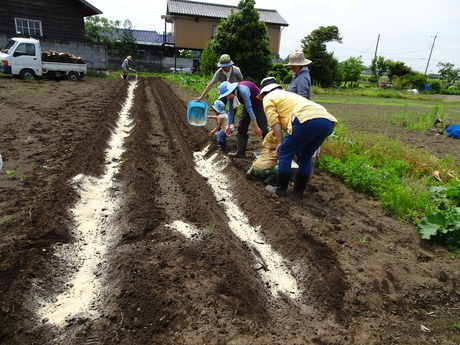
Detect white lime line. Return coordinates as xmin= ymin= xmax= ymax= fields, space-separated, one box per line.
xmin=193 ymin=146 xmax=301 ymax=298
xmin=38 ymin=80 xmax=138 ymax=325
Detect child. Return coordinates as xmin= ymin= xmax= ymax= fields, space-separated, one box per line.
xmin=207 ymin=100 xmax=229 ymax=151
xmin=246 ymin=130 xmax=278 ymax=185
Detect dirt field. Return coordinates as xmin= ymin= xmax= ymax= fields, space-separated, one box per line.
xmin=0 ymin=75 xmax=459 ymax=345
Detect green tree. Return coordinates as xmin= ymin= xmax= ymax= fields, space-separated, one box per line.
xmin=370 ymin=56 xmax=388 ymax=85
xmin=200 ymin=40 xmax=220 ymax=75
xmin=339 ymin=56 xmax=365 ymax=87
xmin=200 ymin=0 xmax=272 ymax=84
xmin=301 ymin=26 xmax=343 ymax=88
xmin=437 ymin=62 xmax=460 ymax=89
xmin=118 ymin=20 xmax=137 ymax=56
xmin=84 ymin=17 xmax=137 ymax=55
xmin=270 ymin=63 xmax=290 ymax=84
xmin=386 ymin=60 xmax=412 ymax=83
xmin=84 ymin=16 xmax=121 ymax=49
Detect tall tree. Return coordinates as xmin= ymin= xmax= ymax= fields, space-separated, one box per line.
xmin=339 ymin=56 xmax=365 ymax=87
xmin=118 ymin=20 xmax=138 ymax=56
xmin=84 ymin=16 xmax=137 ymax=55
xmin=200 ymin=0 xmax=272 ymax=84
xmin=84 ymin=16 xmax=121 ymax=49
xmin=437 ymin=62 xmax=460 ymax=89
xmin=370 ymin=56 xmax=388 ymax=85
xmin=301 ymin=26 xmax=342 ymax=88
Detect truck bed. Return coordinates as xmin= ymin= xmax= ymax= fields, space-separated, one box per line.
xmin=42 ymin=61 xmax=87 ymax=74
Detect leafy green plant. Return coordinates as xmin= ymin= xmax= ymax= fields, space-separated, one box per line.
xmin=358 ymin=236 xmax=368 ymax=244
xmin=6 ymin=170 xmax=15 ymax=178
xmin=417 ymin=181 xmax=460 ymax=252
xmin=202 ymin=224 xmax=215 ymax=238
xmin=453 ymin=321 xmax=460 ymax=331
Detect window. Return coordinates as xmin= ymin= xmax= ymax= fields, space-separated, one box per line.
xmin=15 ymin=43 xmax=36 ymax=56
xmin=15 ymin=18 xmax=42 ymax=36
xmin=212 ymin=25 xmax=218 ymax=38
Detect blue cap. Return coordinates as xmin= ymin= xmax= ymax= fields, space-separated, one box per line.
xmin=211 ymin=100 xmax=226 ymax=114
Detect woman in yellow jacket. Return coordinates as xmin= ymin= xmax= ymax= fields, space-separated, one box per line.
xmin=257 ymin=77 xmax=337 ymax=197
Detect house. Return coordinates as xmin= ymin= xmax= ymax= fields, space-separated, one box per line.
xmin=0 ymin=0 xmax=107 ymax=71
xmin=165 ymin=0 xmax=288 ymax=56
xmin=0 ymin=0 xmax=101 ymax=44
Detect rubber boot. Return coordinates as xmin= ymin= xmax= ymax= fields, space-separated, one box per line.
xmin=291 ymin=173 xmax=310 ymax=198
xmin=228 ymin=136 xmax=248 ymax=158
xmin=265 ymin=172 xmax=291 ymax=197
xmin=218 ymin=141 xmax=227 ymax=152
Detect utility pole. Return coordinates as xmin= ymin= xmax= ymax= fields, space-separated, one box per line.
xmin=425 ymin=33 xmax=437 ymax=74
xmin=374 ymin=34 xmax=380 ymax=60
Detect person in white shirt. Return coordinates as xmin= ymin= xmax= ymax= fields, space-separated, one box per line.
xmin=121 ymin=55 xmax=133 ymax=80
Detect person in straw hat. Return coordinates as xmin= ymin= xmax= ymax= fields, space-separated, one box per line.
xmin=285 ymin=50 xmax=322 ymax=176
xmin=256 ymin=77 xmax=337 ymax=198
xmin=285 ymin=51 xmax=312 ymax=100
xmin=121 ymin=55 xmax=133 ymax=80
xmin=195 ymin=54 xmax=243 ymax=102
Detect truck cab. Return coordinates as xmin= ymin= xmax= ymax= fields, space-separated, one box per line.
xmin=1 ymin=38 xmax=43 ymax=79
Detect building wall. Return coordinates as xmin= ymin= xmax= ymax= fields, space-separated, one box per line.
xmin=173 ymin=16 xmax=282 ymax=55
xmin=0 ymin=0 xmax=87 ymax=42
xmin=108 ymin=50 xmax=194 ymax=73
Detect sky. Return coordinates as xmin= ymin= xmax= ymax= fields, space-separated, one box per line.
xmin=88 ymin=0 xmax=460 ymax=74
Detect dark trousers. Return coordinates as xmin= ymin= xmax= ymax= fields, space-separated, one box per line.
xmin=236 ymin=103 xmax=268 ymax=139
xmin=278 ymin=118 xmax=334 ymax=175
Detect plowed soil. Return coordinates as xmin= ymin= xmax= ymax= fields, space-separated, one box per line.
xmin=0 ymin=75 xmax=459 ymax=345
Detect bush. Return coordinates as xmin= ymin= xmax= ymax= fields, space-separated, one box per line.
xmin=394 ymin=72 xmax=428 ymax=90
xmin=429 ymin=80 xmax=442 ymax=93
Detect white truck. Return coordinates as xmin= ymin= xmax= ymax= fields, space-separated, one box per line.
xmin=0 ymin=37 xmax=86 ymax=81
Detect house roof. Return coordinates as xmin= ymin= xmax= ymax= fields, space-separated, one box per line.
xmin=78 ymin=0 xmax=103 ymax=17
xmin=166 ymin=0 xmax=288 ymax=26
xmin=131 ymin=30 xmax=173 ymax=45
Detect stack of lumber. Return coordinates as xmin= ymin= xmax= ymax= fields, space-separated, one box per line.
xmin=41 ymin=51 xmax=85 ymax=64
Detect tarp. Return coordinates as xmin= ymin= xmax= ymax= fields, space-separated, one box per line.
xmin=446 ymin=124 xmax=460 ymax=139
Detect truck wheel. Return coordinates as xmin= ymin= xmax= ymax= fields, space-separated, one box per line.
xmin=19 ymin=69 xmax=36 ymax=80
xmin=67 ymin=72 xmax=80 ymax=81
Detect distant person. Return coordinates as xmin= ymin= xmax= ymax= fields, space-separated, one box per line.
xmin=121 ymin=55 xmax=133 ymax=80
xmin=218 ymin=80 xmax=268 ymax=158
xmin=285 ymin=50 xmax=320 ymax=175
xmin=195 ymin=54 xmax=243 ymax=103
xmin=207 ymin=100 xmax=229 ymax=152
xmin=285 ymin=51 xmax=312 ymax=99
xmin=257 ymin=77 xmax=337 ymax=198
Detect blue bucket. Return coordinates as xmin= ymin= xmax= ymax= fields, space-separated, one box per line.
xmin=187 ymin=100 xmax=208 ymax=126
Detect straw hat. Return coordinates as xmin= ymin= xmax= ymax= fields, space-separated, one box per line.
xmin=217 ymin=54 xmax=234 ymax=67
xmin=284 ymin=51 xmax=311 ymax=66
xmin=127 ymin=55 xmax=132 ymax=60
xmin=257 ymin=77 xmax=283 ymax=99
